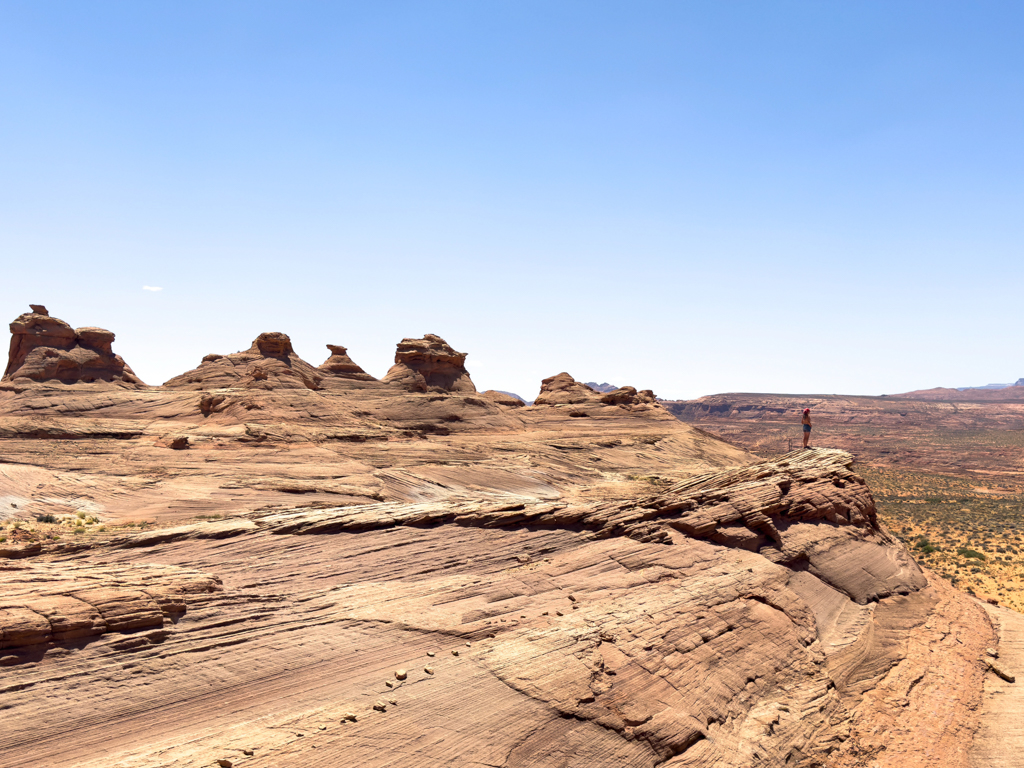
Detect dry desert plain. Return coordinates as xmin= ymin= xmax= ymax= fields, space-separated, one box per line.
xmin=1 ymin=305 xmax=1022 ymax=768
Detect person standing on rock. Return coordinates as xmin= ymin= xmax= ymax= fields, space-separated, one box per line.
xmin=802 ymin=408 xmax=812 ymax=448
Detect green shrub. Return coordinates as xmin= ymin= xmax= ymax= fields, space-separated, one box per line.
xmin=959 ymin=548 xmax=986 ymax=560
xmin=35 ymin=513 xmax=57 ymax=523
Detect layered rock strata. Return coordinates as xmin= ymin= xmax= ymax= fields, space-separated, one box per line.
xmin=381 ymin=334 xmax=476 ymax=392
xmin=3 ymin=305 xmax=144 ymax=386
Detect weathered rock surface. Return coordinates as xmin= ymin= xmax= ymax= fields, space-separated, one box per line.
xmin=0 ymin=319 xmax=1010 ymax=768
xmin=381 ymin=334 xmax=476 ymax=392
xmin=3 ymin=306 xmax=144 ymax=386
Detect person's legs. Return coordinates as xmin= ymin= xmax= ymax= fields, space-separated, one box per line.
xmin=803 ymin=427 xmax=810 ymax=448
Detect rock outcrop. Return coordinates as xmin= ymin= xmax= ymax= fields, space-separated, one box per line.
xmin=163 ymin=332 xmax=323 ymax=391
xmin=533 ymin=372 xmax=600 ymax=405
xmin=381 ymin=334 xmax=476 ymax=393
xmin=317 ymin=345 xmax=377 ymax=381
xmin=534 ymin=374 xmax=656 ymax=408
xmin=3 ymin=306 xmax=144 ymax=386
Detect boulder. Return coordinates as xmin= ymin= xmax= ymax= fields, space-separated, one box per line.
xmin=317 ymin=345 xmax=377 ymax=381
xmin=163 ymin=332 xmax=322 ymax=392
xmin=3 ymin=307 xmax=144 ymax=386
xmin=381 ymin=334 xmax=476 ymax=393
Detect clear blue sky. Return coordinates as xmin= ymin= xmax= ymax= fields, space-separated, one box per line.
xmin=2 ymin=2 xmax=1022 ymax=399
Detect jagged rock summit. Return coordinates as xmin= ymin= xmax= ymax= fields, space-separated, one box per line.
xmin=381 ymin=334 xmax=476 ymax=392
xmin=3 ymin=305 xmax=144 ymax=387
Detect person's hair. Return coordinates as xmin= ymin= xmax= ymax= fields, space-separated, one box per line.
xmin=803 ymin=408 xmax=810 ymax=413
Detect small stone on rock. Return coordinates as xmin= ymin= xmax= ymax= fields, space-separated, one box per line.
xmin=373 ymin=701 xmax=387 ymax=712
xmin=395 ymin=669 xmax=408 ymax=680
xmin=216 ymin=760 xmax=233 ymax=768
xmin=451 ymin=649 xmax=460 ymax=656
xmin=427 ymin=651 xmax=435 ymax=657
xmin=424 ymin=666 xmax=434 ymax=674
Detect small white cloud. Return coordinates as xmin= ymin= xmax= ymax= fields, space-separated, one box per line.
xmin=142 ymin=286 xmax=163 ymax=292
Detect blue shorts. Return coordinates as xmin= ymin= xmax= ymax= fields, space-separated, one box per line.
xmin=803 ymin=424 xmax=811 ymax=433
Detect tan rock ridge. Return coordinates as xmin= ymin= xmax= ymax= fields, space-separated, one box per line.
xmin=381 ymin=334 xmax=476 ymax=393
xmin=3 ymin=305 xmax=144 ymax=387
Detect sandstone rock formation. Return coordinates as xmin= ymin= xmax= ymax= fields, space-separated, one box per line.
xmin=163 ymin=331 xmax=324 ymax=391
xmin=533 ymin=372 xmax=600 ymax=405
xmin=317 ymin=344 xmax=377 ymax=381
xmin=381 ymin=334 xmax=476 ymax=392
xmin=0 ymin=312 xmax=1015 ymax=768
xmin=534 ymin=373 xmax=656 ymax=409
xmin=599 ymin=385 xmax=657 ymax=406
xmin=3 ymin=306 xmax=144 ymax=387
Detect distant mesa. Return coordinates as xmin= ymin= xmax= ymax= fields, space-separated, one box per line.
xmin=584 ymin=382 xmax=618 ymax=394
xmin=381 ymin=334 xmax=476 ymax=393
xmin=163 ymin=331 xmax=324 ymax=392
xmin=534 ymin=372 xmax=656 ymax=408
xmin=318 ymin=344 xmax=377 ymax=381
xmin=885 ymin=383 xmax=1024 ymax=402
xmin=3 ymin=305 xmax=144 ymax=387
